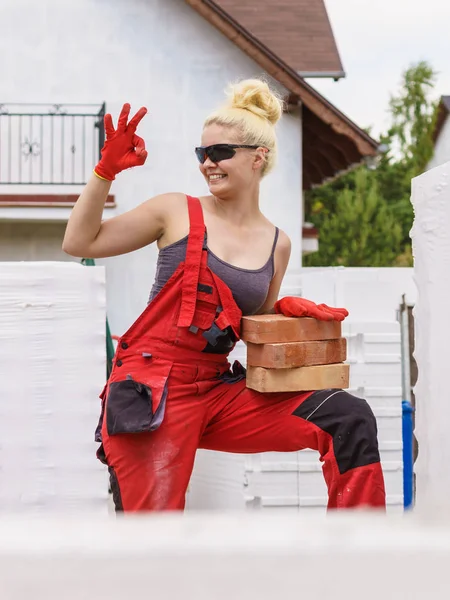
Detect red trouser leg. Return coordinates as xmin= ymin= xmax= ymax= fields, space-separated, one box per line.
xmin=199 ymin=381 xmax=386 ymax=509
xmin=102 ymin=372 xmax=206 ymax=512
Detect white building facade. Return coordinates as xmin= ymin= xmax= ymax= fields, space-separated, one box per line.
xmin=0 ymin=0 xmax=304 ymax=338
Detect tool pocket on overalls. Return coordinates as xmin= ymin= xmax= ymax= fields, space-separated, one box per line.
xmin=106 ymin=376 xmax=154 ymax=435
xmin=105 ymin=358 xmax=173 ymax=436
xmin=191 ymin=299 xmax=217 ymax=329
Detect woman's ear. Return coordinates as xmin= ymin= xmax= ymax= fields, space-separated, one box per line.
xmin=253 ymin=147 xmax=268 ymax=171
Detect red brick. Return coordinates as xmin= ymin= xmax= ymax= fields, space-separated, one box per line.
xmin=241 ymin=314 xmax=341 ymax=344
xmin=246 ymin=338 xmax=347 ymax=368
xmin=246 ymin=363 xmax=350 ymax=393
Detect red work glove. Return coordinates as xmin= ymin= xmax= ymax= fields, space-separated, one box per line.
xmin=94 ymin=103 xmax=148 ymax=181
xmin=274 ymin=297 xmax=349 ymax=321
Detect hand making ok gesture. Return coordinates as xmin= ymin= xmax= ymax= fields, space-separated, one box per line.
xmin=94 ymin=103 xmax=148 ymax=181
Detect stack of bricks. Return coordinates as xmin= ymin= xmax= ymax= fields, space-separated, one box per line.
xmin=241 ymin=314 xmax=349 ymax=393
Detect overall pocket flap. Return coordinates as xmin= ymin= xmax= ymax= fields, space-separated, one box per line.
xmin=191 ymin=306 xmax=216 ymax=330
xmin=107 ymin=378 xmax=153 ymax=436
xmin=106 ymin=360 xmax=173 ymax=436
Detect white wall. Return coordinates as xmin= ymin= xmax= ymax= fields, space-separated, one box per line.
xmin=411 ymin=161 xmax=450 ymax=512
xmin=0 ymin=0 xmax=303 ymax=337
xmin=428 ymin=115 xmax=450 ymax=170
xmin=0 ymin=222 xmax=74 ymax=262
xmin=0 ymin=262 xmax=108 ymax=513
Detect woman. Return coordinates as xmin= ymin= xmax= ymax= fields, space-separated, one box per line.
xmin=63 ymin=79 xmax=385 ymax=512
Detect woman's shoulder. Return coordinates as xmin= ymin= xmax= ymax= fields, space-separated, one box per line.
xmin=262 ymin=215 xmax=291 ymax=252
xmin=161 ymin=192 xmax=208 ymax=214
xmin=155 ymin=193 xmax=191 ymax=249
xmin=146 ymin=192 xmax=191 ymax=224
xmin=276 ymin=228 xmax=291 ymax=251
xmin=265 ymin=220 xmax=291 ymax=271
xmin=151 ymin=192 xmax=188 ymax=208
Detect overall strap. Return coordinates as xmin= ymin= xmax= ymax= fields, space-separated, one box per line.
xmin=177 ymin=195 xmax=206 ymax=327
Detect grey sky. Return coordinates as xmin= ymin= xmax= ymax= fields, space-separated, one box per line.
xmin=309 ymin=0 xmax=450 ymax=141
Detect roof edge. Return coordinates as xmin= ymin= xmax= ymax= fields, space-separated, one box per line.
xmin=300 ymin=71 xmax=346 ymax=80
xmin=186 ymin=0 xmax=378 ymax=155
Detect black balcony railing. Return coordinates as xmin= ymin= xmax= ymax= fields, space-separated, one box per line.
xmin=0 ymin=103 xmax=105 ymax=185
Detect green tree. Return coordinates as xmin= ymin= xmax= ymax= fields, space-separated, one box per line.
xmin=305 ymin=169 xmax=402 ymax=267
xmin=304 ymin=61 xmax=438 ymax=267
xmin=388 ymin=61 xmax=438 ymax=174
xmin=377 ymin=61 xmax=438 ymax=250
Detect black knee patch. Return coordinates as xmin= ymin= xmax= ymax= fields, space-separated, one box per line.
xmin=292 ymin=389 xmax=380 ymax=474
xmin=108 ymin=467 xmax=124 ymax=512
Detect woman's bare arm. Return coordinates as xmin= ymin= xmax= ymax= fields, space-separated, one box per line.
xmin=62 ymin=174 xmax=183 ymax=258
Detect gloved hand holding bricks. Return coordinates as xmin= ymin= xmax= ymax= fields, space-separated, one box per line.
xmin=274 ymin=297 xmax=349 ymax=321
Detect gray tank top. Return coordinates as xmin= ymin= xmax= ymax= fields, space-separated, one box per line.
xmin=149 ymin=228 xmax=279 ymax=316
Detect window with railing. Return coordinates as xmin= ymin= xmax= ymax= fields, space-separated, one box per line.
xmin=0 ymin=103 xmax=105 ymax=185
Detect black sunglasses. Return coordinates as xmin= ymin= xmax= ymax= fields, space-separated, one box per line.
xmin=194 ymin=144 xmax=265 ymax=164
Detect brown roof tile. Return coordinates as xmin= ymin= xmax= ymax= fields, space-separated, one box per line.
xmin=213 ymin=0 xmax=344 ymax=77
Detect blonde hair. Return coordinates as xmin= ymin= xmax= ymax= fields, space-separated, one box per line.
xmin=204 ymin=78 xmax=284 ymax=176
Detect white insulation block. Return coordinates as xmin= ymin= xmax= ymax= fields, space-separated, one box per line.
xmin=411 ymin=163 xmax=450 ymax=511
xmin=0 ymin=513 xmax=450 ymax=599
xmin=0 ymin=262 xmax=108 ymax=513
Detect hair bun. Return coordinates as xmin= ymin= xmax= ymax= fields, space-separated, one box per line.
xmin=227 ymin=79 xmax=283 ymax=125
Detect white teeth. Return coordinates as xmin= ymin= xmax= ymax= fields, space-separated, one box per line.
xmin=209 ymin=174 xmax=226 ymax=181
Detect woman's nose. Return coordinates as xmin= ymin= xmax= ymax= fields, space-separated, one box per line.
xmin=202 ymin=156 xmax=218 ymax=168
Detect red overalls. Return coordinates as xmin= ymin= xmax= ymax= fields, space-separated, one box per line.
xmin=96 ymin=196 xmax=386 ymax=512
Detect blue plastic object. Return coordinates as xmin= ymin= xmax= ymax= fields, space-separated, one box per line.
xmin=402 ymin=400 xmax=415 ymax=509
